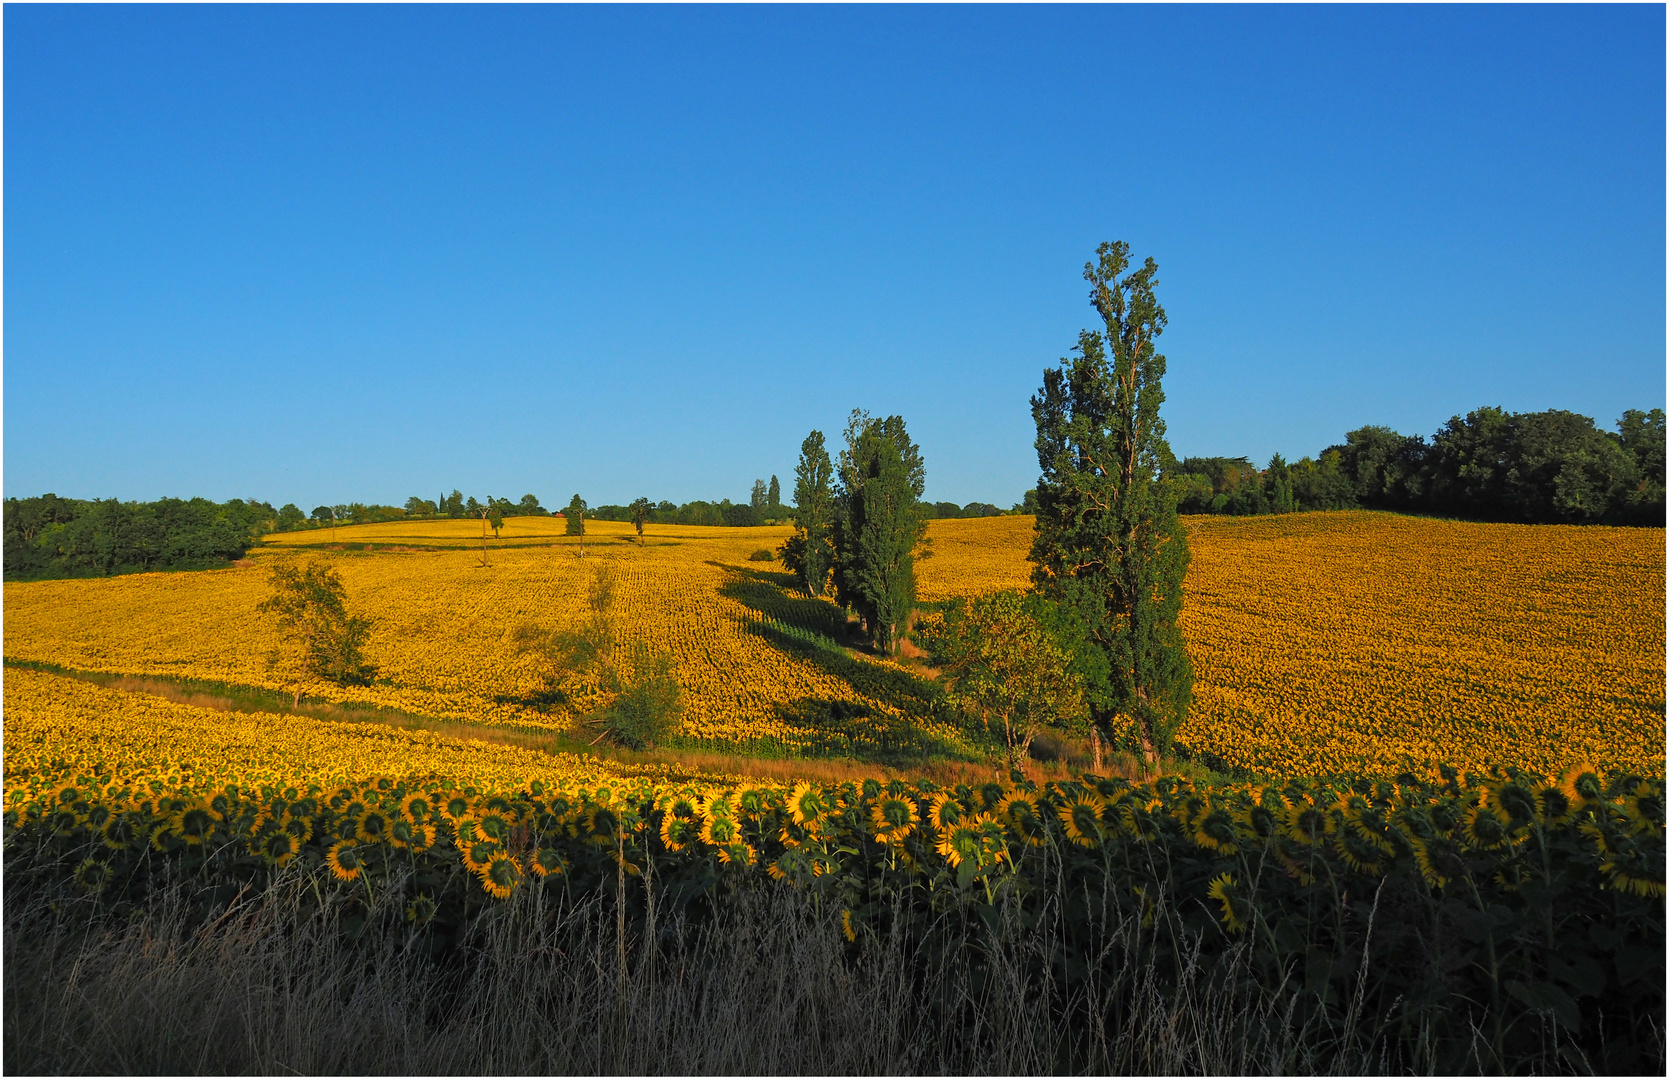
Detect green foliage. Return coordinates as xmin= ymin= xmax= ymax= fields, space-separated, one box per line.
xmin=747 ymin=548 xmax=774 ymax=562
xmin=1176 ymin=406 xmax=1666 ymax=525
xmin=1031 ymin=242 xmax=1192 ymax=763
xmin=628 ymin=497 xmax=653 ymax=536
xmin=10 ymin=767 xmax=1663 ymax=1075
xmin=832 ymin=411 xmax=929 ymax=654
xmin=601 ymin=642 xmax=683 ymax=750
xmin=914 ymin=591 xmax=1087 ymax=766
xmin=767 ymin=474 xmax=781 ymax=507
xmin=3 ymin=494 xmax=271 ymax=581
xmin=787 ymin=429 xmax=836 ymax=595
xmin=255 ymin=561 xmax=377 ymax=702
xmin=562 ymin=494 xmax=587 ymax=535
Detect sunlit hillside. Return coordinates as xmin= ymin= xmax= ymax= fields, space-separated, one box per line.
xmin=4 ymin=511 xmax=1663 ymax=778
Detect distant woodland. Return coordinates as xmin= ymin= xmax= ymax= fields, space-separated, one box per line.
xmin=1160 ymin=406 xmax=1665 ymax=526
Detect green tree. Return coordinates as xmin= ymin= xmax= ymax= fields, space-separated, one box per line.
xmin=1030 ymin=241 xmax=1192 ymax=765
xmin=783 ymin=430 xmax=836 ymax=595
xmin=914 ymin=591 xmax=1086 ymax=768
xmin=256 ymin=560 xmax=376 ymax=707
xmin=276 ymin=503 xmax=307 ymax=531
xmin=563 ymin=494 xmax=587 ymax=539
xmin=767 ymin=474 xmax=781 ymax=508
xmin=750 ymin=478 xmax=768 ymax=510
xmin=629 ymin=497 xmax=654 ymax=537
xmin=834 ymin=411 xmax=929 ymax=654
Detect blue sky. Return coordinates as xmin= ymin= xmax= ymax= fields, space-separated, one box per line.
xmin=4 ymin=4 xmax=1663 ymax=509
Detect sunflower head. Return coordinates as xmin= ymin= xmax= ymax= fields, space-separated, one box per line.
xmin=477 ymin=853 xmax=521 ymax=899
xmin=72 ymin=857 xmax=113 ymax=895
xmin=1057 ymin=797 xmax=1103 ymax=849
xmin=262 ymin=830 xmax=300 ymax=867
xmin=440 ymin=794 xmax=472 ymax=823
xmin=660 ymin=813 xmax=699 ymax=852
xmin=1206 ymin=873 xmax=1249 ymax=933
xmin=1000 ymin=794 xmax=1048 ymax=847
xmin=929 ymin=792 xmax=965 ymax=833
xmin=1560 ymin=764 xmax=1605 ymax=807
xmin=700 ymin=813 xmax=740 ymax=848
xmin=1463 ymin=802 xmax=1515 ymax=850
xmin=171 ymin=803 xmax=216 ymax=846
xmin=326 ymin=840 xmax=365 ymax=881
xmin=1192 ymin=804 xmax=1240 ymax=855
xmin=357 ymin=810 xmax=392 ymax=844
xmin=869 ymin=794 xmax=918 ymax=844
xmin=476 ymin=810 xmax=514 ymax=843
xmin=529 ymin=847 xmax=567 ymax=878
xmin=788 ymin=782 xmax=825 ymax=826
xmin=463 ymin=839 xmax=501 ymax=873
xmin=101 ymin=812 xmax=144 ymax=851
xmin=406 ymin=894 xmax=439 ymax=926
xmin=400 ymin=794 xmax=432 ymax=824
xmin=714 ymin=840 xmax=757 ymax=866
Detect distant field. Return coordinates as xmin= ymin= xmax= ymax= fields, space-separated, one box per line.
xmin=4 ymin=511 xmax=1662 ymax=778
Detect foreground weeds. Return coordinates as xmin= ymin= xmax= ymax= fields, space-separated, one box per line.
xmin=7 ymin=863 xmax=1657 ymax=1076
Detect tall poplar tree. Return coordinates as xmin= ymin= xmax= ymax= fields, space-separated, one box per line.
xmin=784 ymin=430 xmax=835 ymax=595
xmin=834 ymin=411 xmax=928 ymax=654
xmin=1030 ymin=241 xmax=1192 ymax=764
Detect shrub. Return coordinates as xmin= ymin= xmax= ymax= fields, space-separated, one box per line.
xmin=748 ymin=549 xmax=774 ymax=562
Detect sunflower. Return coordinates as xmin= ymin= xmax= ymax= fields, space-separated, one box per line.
xmin=735 ymin=786 xmax=771 ymax=820
xmin=72 ymin=857 xmax=113 ymax=894
xmin=1057 ymin=797 xmax=1103 ymax=849
xmin=714 ymin=840 xmax=757 ymax=866
xmin=1532 ymin=782 xmax=1573 ymax=826
xmin=170 ymin=802 xmax=216 ymax=846
xmin=660 ymin=813 xmax=699 ymax=852
xmin=475 ymin=809 xmax=514 ymax=843
xmin=282 ymin=813 xmax=313 ymax=844
xmin=1000 ymin=793 xmax=1049 ymax=847
xmin=1282 ymin=799 xmax=1330 ymax=846
xmin=1191 ymin=803 xmax=1240 ymax=855
xmin=841 ymin=909 xmax=856 ymax=942
xmin=326 ymin=840 xmax=366 ymax=882
xmin=44 ymin=804 xmax=82 ymax=838
xmin=1620 ymin=787 xmax=1665 ymax=833
xmin=1484 ymin=780 xmax=1538 ymax=826
xmin=406 ymin=895 xmax=439 ymax=926
xmin=399 ymin=794 xmax=433 ymax=824
xmin=261 ymin=830 xmax=301 ymax=867
xmin=929 ymin=792 xmax=965 ymax=834
xmin=869 ymin=794 xmax=918 ymax=844
xmin=101 ymin=811 xmax=144 ymax=851
xmin=1408 ymin=837 xmax=1453 ymax=889
xmin=1206 ymin=873 xmax=1248 ymax=934
xmin=439 ymin=794 xmax=472 ymax=824
xmin=701 ymin=814 xmax=741 ymax=850
xmin=788 ymin=782 xmax=825 ymax=827
xmin=462 ymin=839 xmax=501 ymax=874
xmin=1463 ymin=802 xmax=1515 ymax=850
xmin=353 ymin=811 xmax=388 ymax=844
xmin=936 ymin=818 xmax=983 ymax=868
xmin=587 ymin=804 xmax=621 ymax=844
xmin=1559 ymin=763 xmax=1605 ymax=807
xmin=529 ymin=847 xmax=567 ymax=878
xmin=477 ymin=852 xmax=522 ymax=899
xmin=1333 ymin=827 xmax=1387 ymax=875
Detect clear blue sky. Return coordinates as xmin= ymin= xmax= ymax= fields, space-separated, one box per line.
xmin=5 ymin=4 xmax=1663 ymax=510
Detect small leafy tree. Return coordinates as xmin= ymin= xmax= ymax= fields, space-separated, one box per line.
xmin=915 ymin=591 xmax=1086 ymax=768
xmin=562 ymin=494 xmax=587 ymax=535
xmin=784 ymin=430 xmax=836 ymax=595
xmin=514 ymin=564 xmax=679 ymax=747
xmin=833 ymin=411 xmax=929 ymax=654
xmin=628 ymin=497 xmax=654 ymax=537
xmin=257 ymin=560 xmax=376 ymax=707
xmin=1031 ymin=241 xmax=1191 ymax=765
xmin=768 ymin=474 xmax=781 ymax=508
xmin=750 ymin=478 xmax=768 ymax=510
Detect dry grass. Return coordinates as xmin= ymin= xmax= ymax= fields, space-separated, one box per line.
xmin=4 ymin=865 xmax=1542 ymax=1076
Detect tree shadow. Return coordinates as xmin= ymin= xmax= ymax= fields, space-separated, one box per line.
xmin=715 ymin=563 xmax=968 ymax=760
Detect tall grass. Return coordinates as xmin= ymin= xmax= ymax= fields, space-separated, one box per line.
xmin=5 ymin=863 xmax=1615 ymax=1075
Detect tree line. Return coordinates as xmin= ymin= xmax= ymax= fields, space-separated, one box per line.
xmin=1165 ymin=406 xmax=1664 ymax=526
xmin=3 ymin=495 xmax=277 ymax=581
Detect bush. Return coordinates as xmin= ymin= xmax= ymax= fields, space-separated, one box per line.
xmin=747 ymin=549 xmax=774 ymax=562
xmin=603 ymin=643 xmax=682 ymax=749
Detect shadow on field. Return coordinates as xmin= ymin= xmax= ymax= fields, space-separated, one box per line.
xmin=715 ymin=564 xmax=966 ymax=760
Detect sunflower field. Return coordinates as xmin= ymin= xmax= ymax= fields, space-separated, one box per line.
xmin=4 ymin=510 xmax=1660 ymax=778
xmin=6 ymin=663 xmax=1664 ymax=1070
